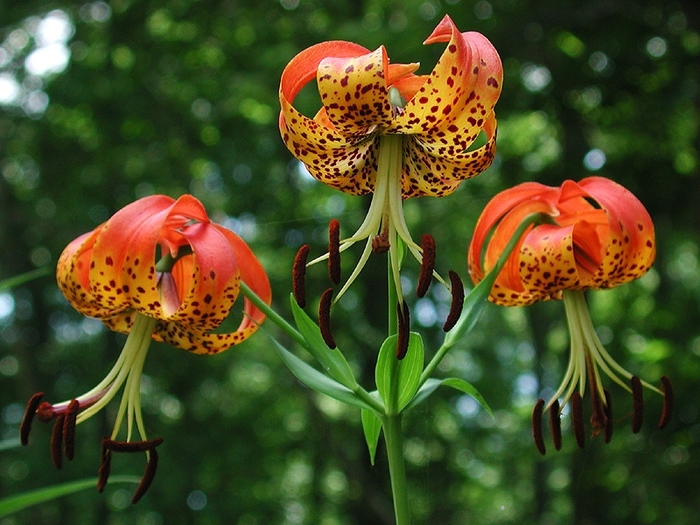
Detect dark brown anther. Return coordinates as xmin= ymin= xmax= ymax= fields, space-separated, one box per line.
xmin=103 ymin=437 xmax=164 ymax=453
xmin=659 ymin=375 xmax=674 ymax=430
xmin=318 ymin=288 xmax=336 ymax=349
xmin=292 ymin=244 xmax=311 ymax=308
xmin=532 ymin=399 xmax=546 ymax=455
xmin=548 ymin=400 xmax=562 ymax=451
xmin=20 ymin=392 xmax=44 ymax=446
xmin=443 ymin=270 xmax=465 ymax=332
xmin=631 ymin=375 xmax=644 ymax=433
xmin=572 ymin=392 xmax=585 ymax=449
xmin=50 ymin=414 xmax=65 ymax=470
xmin=416 ymin=234 xmax=436 ymax=298
xmin=328 ymin=219 xmax=341 ymax=285
xmin=36 ymin=401 xmax=54 ymax=422
xmin=603 ymin=390 xmax=613 ymax=444
xmin=131 ymin=448 xmax=159 ymax=504
xmin=589 ymin=384 xmax=608 ymax=432
xmin=97 ymin=438 xmax=112 ymax=493
xmin=396 ymin=301 xmax=411 ymax=360
xmin=63 ymin=399 xmax=79 ymax=461
xmin=372 ymin=234 xmax=390 ymax=254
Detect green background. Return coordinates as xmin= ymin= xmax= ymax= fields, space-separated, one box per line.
xmin=1 ymin=0 xmax=698 ymax=523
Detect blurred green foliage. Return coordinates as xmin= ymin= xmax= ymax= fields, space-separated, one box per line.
xmin=1 ymin=0 xmax=698 ymax=523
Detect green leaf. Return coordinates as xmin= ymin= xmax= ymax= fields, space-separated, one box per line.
xmin=405 ymin=377 xmax=493 ymax=416
xmin=443 ymin=212 xmax=549 ymax=349
xmin=0 ymin=267 xmax=52 ymax=292
xmin=375 ymin=332 xmax=424 ymax=413
xmin=361 ymin=407 xmax=383 ymax=465
xmin=441 ymin=275 xmax=494 ymax=349
xmin=271 ymin=335 xmax=374 ymax=412
xmin=0 ymin=476 xmax=141 ymax=518
xmin=289 ymin=295 xmax=358 ymax=389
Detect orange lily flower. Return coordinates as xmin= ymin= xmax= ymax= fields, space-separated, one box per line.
xmin=21 ymin=194 xmax=271 ymax=501
xmin=468 ymin=177 xmax=671 ymax=452
xmin=280 ymin=14 xmax=502 ymax=301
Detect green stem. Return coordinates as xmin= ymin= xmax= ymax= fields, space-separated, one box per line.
xmin=381 ymin=144 xmax=410 ymax=524
xmin=382 ymin=413 xmax=411 ymax=525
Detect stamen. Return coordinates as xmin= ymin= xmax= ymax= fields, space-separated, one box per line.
xmin=548 ymin=400 xmax=562 ymax=451
xmin=51 ymin=414 xmax=65 ymax=470
xmin=37 ymin=401 xmax=54 ymax=422
xmin=603 ymin=389 xmax=613 ymax=444
xmin=396 ymin=301 xmax=410 ymax=360
xmin=97 ymin=438 xmax=112 ymax=493
xmin=131 ymin=448 xmax=159 ymax=504
xmin=572 ymin=392 xmax=585 ymax=449
xmin=328 ymin=219 xmax=341 ymax=285
xmin=292 ymin=244 xmax=311 ymax=308
xmin=372 ymin=235 xmax=390 ymax=254
xmin=532 ymin=399 xmax=546 ymax=455
xmin=103 ymin=437 xmax=164 ymax=453
xmin=659 ymin=375 xmax=674 ymax=430
xmin=318 ymin=288 xmax=336 ymax=349
xmin=416 ymin=234 xmax=436 ymax=298
xmin=98 ymin=437 xmax=163 ymax=503
xmin=63 ymin=399 xmax=79 ymax=461
xmin=20 ymin=392 xmax=44 ymax=446
xmin=372 ymin=221 xmax=391 ymax=254
xmin=631 ymin=375 xmax=644 ymax=433
xmin=443 ymin=271 xmax=464 ymax=332
xmin=590 ymin=394 xmax=607 ymax=431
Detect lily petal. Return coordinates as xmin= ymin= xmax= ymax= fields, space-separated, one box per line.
xmin=468 ymin=177 xmax=655 ymax=306
xmin=317 ymin=47 xmax=393 ymax=134
xmin=579 ymin=177 xmax=656 ymax=288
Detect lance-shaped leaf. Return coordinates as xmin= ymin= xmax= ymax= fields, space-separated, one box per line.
xmin=290 ymin=295 xmax=358 ymax=390
xmin=405 ymin=377 xmax=493 ymax=415
xmin=375 ymin=332 xmax=424 ymax=414
xmin=271 ymin=335 xmax=374 ymax=412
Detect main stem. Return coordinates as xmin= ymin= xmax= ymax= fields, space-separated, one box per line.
xmin=383 ymin=412 xmax=410 ymax=525
xmin=383 ymin=175 xmax=411 ymax=525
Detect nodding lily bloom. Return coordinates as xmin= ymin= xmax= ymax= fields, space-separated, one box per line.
xmin=468 ymin=177 xmax=672 ymax=452
xmin=280 ymin=14 xmax=502 ymax=303
xmin=20 ymin=194 xmax=271 ymax=502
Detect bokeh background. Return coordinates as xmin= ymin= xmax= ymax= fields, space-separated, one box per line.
xmin=1 ymin=0 xmax=698 ymax=523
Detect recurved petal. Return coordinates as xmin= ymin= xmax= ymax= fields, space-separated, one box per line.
xmin=392 ymin=15 xmax=502 ymax=139
xmin=89 ymin=195 xmax=177 ymax=314
xmin=215 ymin=226 xmax=272 ymax=333
xmin=154 ymin=321 xmax=261 ymax=355
xmin=279 ymin=99 xmax=379 ymax=195
xmin=401 ymin=113 xmax=497 ymax=198
xmin=468 ymin=182 xmax=555 ymax=278
xmin=56 ymin=226 xmax=125 ymax=319
xmin=158 ymin=194 xmax=210 ymax=256
xmin=153 ymin=224 xmax=272 ymax=355
xmin=165 ymin=222 xmax=241 ymax=331
xmin=579 ymin=177 xmax=656 ymax=288
xmin=317 ymin=47 xmax=394 ymax=134
xmin=280 ymin=40 xmax=370 ymax=104
xmin=518 ymin=222 xmax=599 ymax=298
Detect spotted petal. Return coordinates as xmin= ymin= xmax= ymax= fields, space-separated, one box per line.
xmin=468 ymin=177 xmax=656 ymax=306
xmin=578 ymin=177 xmax=656 ymax=288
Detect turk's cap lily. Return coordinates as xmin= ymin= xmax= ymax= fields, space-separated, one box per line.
xmin=468 ymin=176 xmax=656 ymax=306
xmin=467 ymin=177 xmax=671 ymax=452
xmin=280 ymin=16 xmax=502 ymax=314
xmin=279 ymin=14 xmax=503 ymax=199
xmin=57 ymin=193 xmax=271 ymax=354
xmin=22 ymin=194 xmax=271 ymax=502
